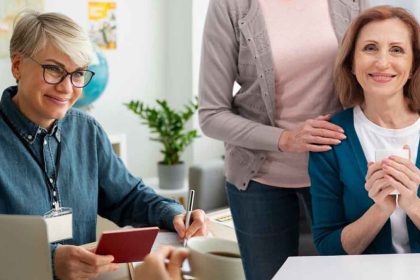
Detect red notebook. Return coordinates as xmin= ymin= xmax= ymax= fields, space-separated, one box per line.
xmin=95 ymin=227 xmax=159 ymax=263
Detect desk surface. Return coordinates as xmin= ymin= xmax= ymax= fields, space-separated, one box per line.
xmin=273 ymin=253 xmax=420 ymax=280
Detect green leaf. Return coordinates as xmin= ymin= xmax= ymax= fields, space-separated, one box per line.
xmin=124 ymin=98 xmax=199 ymax=164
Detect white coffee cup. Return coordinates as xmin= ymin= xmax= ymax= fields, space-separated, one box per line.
xmin=375 ymin=149 xmax=409 ymax=195
xmin=187 ymin=237 xmax=245 ymax=280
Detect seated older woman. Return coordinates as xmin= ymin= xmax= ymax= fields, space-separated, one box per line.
xmin=309 ymin=5 xmax=420 ymax=255
xmin=0 ymin=11 xmax=207 ymax=279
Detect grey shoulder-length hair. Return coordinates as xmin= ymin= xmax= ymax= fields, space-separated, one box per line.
xmin=10 ymin=10 xmax=95 ymax=67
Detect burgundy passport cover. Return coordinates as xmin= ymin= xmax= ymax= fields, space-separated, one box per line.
xmin=95 ymin=227 xmax=159 ymax=263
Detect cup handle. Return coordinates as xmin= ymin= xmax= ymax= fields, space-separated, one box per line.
xmin=182 ymin=270 xmax=197 ymax=280
xmin=182 ymin=273 xmax=197 ymax=280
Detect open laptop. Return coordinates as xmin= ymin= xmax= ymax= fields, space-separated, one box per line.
xmin=0 ymin=214 xmax=53 ymax=280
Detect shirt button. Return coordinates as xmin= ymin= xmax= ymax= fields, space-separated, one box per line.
xmin=44 ymin=140 xmax=47 ymax=145
xmin=27 ymin=135 xmax=33 ymax=140
xmin=49 ymin=178 xmax=54 ymax=184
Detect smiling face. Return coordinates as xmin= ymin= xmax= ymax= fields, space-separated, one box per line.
xmin=11 ymin=43 xmax=85 ymax=129
xmin=352 ymin=18 xmax=414 ymax=102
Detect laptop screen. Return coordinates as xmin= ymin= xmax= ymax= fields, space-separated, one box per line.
xmin=0 ymin=215 xmax=52 ymax=279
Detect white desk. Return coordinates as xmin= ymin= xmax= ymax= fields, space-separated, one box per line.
xmin=273 ymin=254 xmax=420 ymax=280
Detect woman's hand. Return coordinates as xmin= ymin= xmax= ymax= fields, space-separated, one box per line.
xmin=365 ymin=161 xmax=396 ymax=216
xmin=278 ymin=114 xmax=346 ymax=152
xmin=134 ymin=246 xmax=188 ymax=280
xmin=381 ymin=147 xmax=420 ymax=213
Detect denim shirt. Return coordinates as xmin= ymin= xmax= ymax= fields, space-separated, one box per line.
xmin=0 ymin=86 xmax=185 ymax=248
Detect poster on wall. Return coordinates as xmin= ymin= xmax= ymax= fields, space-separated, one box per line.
xmin=88 ymin=2 xmax=117 ymax=50
xmin=0 ymin=0 xmax=44 ymax=59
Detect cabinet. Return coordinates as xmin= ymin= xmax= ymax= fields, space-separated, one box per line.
xmin=108 ymin=133 xmax=127 ymax=166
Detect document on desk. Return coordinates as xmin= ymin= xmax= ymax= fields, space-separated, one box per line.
xmin=151 ymin=232 xmax=182 ymax=251
xmin=207 ymin=208 xmax=237 ymax=241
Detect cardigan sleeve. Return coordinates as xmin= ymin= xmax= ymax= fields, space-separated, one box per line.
xmin=309 ymin=148 xmax=348 ymax=255
xmin=198 ymin=0 xmax=282 ymax=152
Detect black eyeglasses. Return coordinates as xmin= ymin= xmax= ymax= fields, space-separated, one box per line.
xmin=29 ymin=57 xmax=95 ymax=88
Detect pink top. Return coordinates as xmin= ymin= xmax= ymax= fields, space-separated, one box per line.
xmin=254 ymin=0 xmax=341 ymax=188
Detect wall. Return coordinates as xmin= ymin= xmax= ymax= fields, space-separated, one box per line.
xmin=0 ymin=0 xmax=225 ymax=179
xmin=192 ymin=0 xmax=225 ymax=164
xmin=93 ymin=0 xmax=170 ymax=179
xmin=165 ymin=0 xmax=194 ymax=167
xmin=366 ymin=1 xmax=420 ymax=14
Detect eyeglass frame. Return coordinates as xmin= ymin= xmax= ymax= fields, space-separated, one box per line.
xmin=28 ymin=57 xmax=95 ymax=88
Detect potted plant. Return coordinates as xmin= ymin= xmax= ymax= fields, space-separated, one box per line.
xmin=125 ymin=99 xmax=199 ymax=189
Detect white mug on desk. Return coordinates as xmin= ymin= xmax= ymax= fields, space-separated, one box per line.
xmin=187 ymin=237 xmax=245 ymax=280
xmin=375 ymin=149 xmax=409 ymax=195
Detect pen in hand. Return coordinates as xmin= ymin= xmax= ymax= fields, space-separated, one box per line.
xmin=183 ymin=189 xmax=195 ymax=247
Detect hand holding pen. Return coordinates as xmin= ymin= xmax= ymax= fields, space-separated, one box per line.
xmin=184 ymin=190 xmax=195 ymax=246
xmin=173 ymin=189 xmax=208 ymax=244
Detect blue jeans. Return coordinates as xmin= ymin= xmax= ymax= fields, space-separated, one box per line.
xmin=226 ymin=180 xmax=312 ymax=280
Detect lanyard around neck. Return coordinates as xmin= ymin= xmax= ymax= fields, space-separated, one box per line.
xmin=0 ymin=108 xmax=62 ymax=210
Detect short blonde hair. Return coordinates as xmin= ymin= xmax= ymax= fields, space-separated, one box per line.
xmin=335 ymin=5 xmax=420 ymax=111
xmin=10 ymin=10 xmax=95 ymax=67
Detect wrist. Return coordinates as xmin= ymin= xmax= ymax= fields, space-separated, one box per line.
xmin=278 ymin=130 xmax=289 ymax=152
xmin=371 ymin=203 xmax=393 ymax=219
xmin=406 ymin=198 xmax=420 ymax=218
xmin=50 ymin=244 xmax=59 ymax=279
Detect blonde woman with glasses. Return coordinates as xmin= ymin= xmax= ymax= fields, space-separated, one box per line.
xmin=0 ymin=11 xmax=207 ymax=279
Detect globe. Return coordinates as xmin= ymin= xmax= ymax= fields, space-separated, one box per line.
xmin=74 ymin=50 xmax=109 ymax=108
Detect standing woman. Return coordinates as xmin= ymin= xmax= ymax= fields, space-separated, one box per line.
xmin=198 ymin=0 xmax=360 ymax=279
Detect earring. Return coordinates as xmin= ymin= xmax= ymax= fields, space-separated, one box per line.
xmin=13 ymin=72 xmax=20 ymax=83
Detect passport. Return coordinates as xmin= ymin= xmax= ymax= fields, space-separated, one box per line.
xmin=95 ymin=227 xmax=159 ymax=263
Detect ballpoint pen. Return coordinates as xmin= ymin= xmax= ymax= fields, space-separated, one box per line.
xmin=183 ymin=189 xmax=195 ymax=247
xmin=128 ymin=262 xmax=135 ymax=280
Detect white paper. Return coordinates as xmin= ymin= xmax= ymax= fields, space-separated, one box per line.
xmin=151 ymin=232 xmax=181 ymax=251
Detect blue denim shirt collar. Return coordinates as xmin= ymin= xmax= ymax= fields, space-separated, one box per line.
xmin=0 ymin=86 xmax=61 ymax=144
